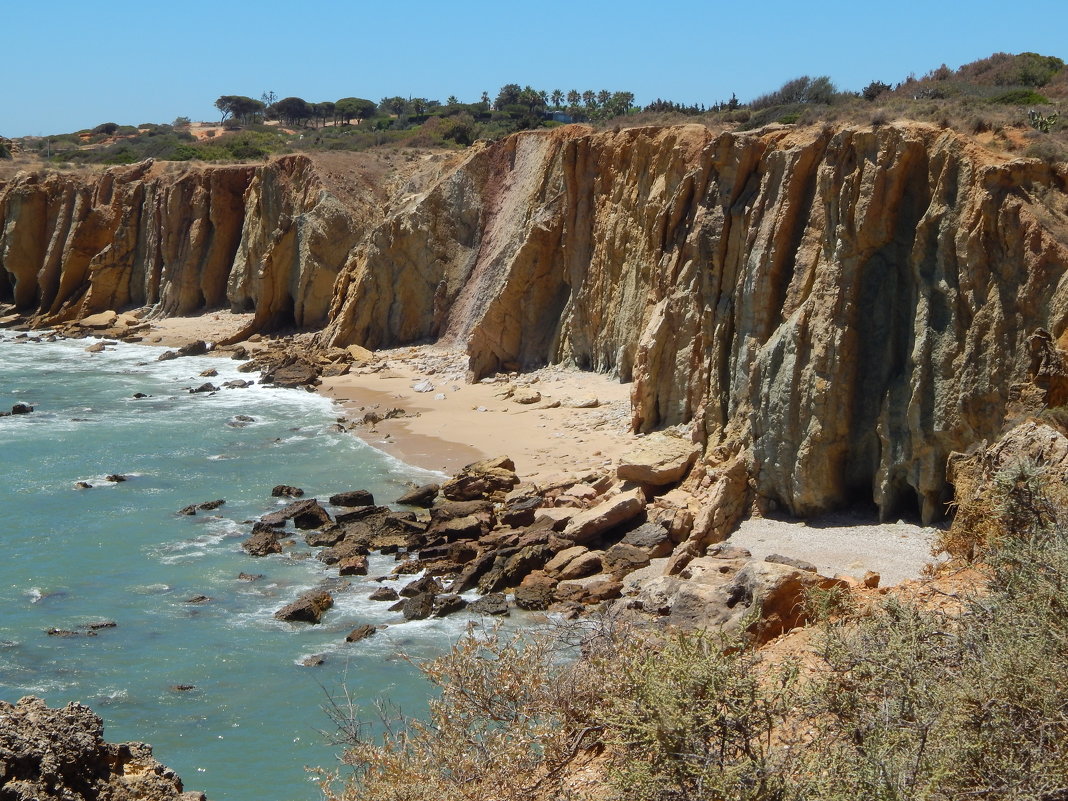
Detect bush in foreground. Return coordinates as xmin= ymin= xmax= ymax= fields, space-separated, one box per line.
xmin=324 ymin=460 xmax=1068 ymax=801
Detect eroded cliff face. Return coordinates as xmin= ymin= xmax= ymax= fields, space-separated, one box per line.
xmin=0 ymin=155 xmax=362 ymax=329
xmin=320 ymin=124 xmax=1068 ymax=522
xmin=3 ymin=124 xmax=1067 ymax=522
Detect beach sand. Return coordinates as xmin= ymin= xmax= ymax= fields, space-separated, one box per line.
xmin=129 ymin=312 xmax=943 ymax=582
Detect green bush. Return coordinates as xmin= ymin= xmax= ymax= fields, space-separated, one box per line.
xmin=989 ymin=88 xmax=1051 ymax=105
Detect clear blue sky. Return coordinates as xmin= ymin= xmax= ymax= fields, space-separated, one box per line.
xmin=4 ymin=0 xmax=1066 ymax=137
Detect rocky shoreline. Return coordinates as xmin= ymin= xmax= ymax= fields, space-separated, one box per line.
xmin=0 ymin=313 xmax=930 ymax=643
xmin=0 ymin=696 xmax=206 ymax=801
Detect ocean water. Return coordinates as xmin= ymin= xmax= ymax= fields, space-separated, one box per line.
xmin=0 ymin=331 xmax=478 ymax=801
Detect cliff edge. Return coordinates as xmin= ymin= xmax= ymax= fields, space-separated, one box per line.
xmin=3 ymin=124 xmax=1067 ymax=523
xmin=0 ymin=696 xmax=204 ymax=801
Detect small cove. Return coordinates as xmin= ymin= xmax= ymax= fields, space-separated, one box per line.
xmin=0 ymin=331 xmax=482 ymax=801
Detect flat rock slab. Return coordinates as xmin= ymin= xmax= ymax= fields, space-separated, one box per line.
xmin=561 ymin=489 xmax=646 ymax=545
xmin=616 ymin=434 xmax=700 ymax=485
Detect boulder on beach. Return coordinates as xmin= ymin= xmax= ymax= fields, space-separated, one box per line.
xmin=329 ymin=489 xmax=374 ymax=507
xmin=441 ymin=456 xmax=519 ymax=502
xmin=617 ymin=433 xmax=701 ymax=486
xmin=396 ymin=483 xmax=440 ymax=507
xmin=560 ymin=489 xmax=646 ymax=545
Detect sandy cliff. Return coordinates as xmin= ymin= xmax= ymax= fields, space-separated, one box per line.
xmin=3 ymin=124 xmax=1067 ymax=522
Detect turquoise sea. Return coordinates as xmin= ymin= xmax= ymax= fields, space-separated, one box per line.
xmin=0 ymin=331 xmax=475 ymax=801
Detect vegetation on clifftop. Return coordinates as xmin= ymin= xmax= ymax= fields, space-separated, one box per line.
xmin=6 ymin=51 xmax=1064 ymax=168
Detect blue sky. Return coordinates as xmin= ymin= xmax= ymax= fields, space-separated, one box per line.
xmin=4 ymin=0 xmax=1066 ymax=137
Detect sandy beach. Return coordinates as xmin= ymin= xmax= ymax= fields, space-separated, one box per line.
xmin=127 ymin=311 xmax=944 ymax=583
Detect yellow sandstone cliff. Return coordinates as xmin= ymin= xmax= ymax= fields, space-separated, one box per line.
xmin=2 ymin=123 xmax=1067 ymax=523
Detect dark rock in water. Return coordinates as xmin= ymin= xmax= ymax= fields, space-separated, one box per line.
xmin=317 ymin=537 xmax=371 ymax=566
xmin=275 ymin=590 xmax=334 ymax=624
xmin=177 ymin=340 xmax=208 ymax=357
xmin=185 ymin=595 xmax=211 ymax=604
xmin=189 ymin=383 xmax=217 ymax=394
xmin=338 ymin=555 xmax=369 ymax=576
xmin=0 ymin=696 xmax=201 ymax=801
xmin=402 ymin=592 xmax=435 ymax=621
xmin=263 ymin=359 xmax=320 ymax=388
xmin=132 ymin=392 xmax=150 ymax=399
xmin=400 ymin=575 xmax=442 ymax=598
xmin=468 ymin=593 xmax=510 ymax=617
xmin=301 ymin=654 xmax=326 ymax=667
xmin=223 ymin=380 xmax=252 ymax=389
xmin=170 ymin=684 xmax=196 ymax=692
xmin=157 ymin=350 xmax=179 ymax=362
xmin=345 ymin=624 xmax=377 ymax=643
xmin=237 ymin=572 xmax=263 ymax=582
xmin=47 ymin=628 xmax=96 ymax=637
xmin=177 ymin=504 xmax=196 ymax=515
xmin=243 ymin=523 xmax=283 ymax=556
xmin=515 ymin=577 xmax=556 ymax=611
xmin=433 ymin=594 xmax=468 ymax=617
xmin=85 ymin=621 xmax=117 ymax=630
xmin=304 ymin=524 xmax=345 ymax=547
xmin=387 ymin=599 xmax=406 ymax=612
xmin=329 ymin=489 xmax=374 ymax=507
xmin=396 ymin=483 xmax=440 ymax=507
xmin=478 ymin=545 xmax=552 ymax=594
xmin=178 ymin=499 xmax=225 ymax=515
xmin=11 ymin=402 xmax=34 ymax=415
xmin=234 ymin=414 xmax=255 ymax=421
xmin=260 ymin=498 xmax=331 ymax=529
xmin=199 ymin=368 xmax=218 ymax=378
xmin=75 ymin=482 xmax=93 ymax=490
xmin=369 ymin=586 xmax=399 ymax=602
xmin=105 ymin=474 xmax=127 ymax=483
xmin=272 ymin=484 xmax=305 ymax=498
xmin=231 ymin=346 xmax=248 ymax=360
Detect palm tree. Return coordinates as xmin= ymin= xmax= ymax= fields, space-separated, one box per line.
xmin=582 ymin=90 xmax=596 ymax=108
xmin=566 ymin=89 xmax=581 ymax=108
xmin=551 ymin=89 xmax=563 ymax=108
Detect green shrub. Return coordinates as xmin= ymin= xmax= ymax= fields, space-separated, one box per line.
xmin=601 ymin=628 xmax=796 ymax=801
xmin=989 ymin=88 xmax=1051 ymax=105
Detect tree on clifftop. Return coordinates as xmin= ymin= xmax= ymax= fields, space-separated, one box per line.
xmin=336 ymin=97 xmax=377 ymax=124
xmin=275 ymin=96 xmax=312 ymax=126
xmin=215 ymin=95 xmax=265 ymax=125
